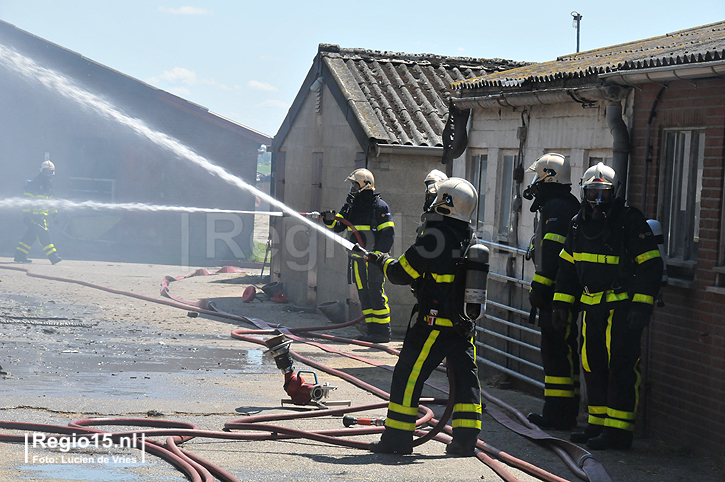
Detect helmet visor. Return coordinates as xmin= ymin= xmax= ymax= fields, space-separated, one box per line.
xmin=584 ymin=185 xmax=613 ymax=205
xmin=349 ymin=181 xmax=361 ymax=193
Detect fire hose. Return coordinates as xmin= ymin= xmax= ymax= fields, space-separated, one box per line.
xmin=0 ymin=263 xmax=610 ymax=482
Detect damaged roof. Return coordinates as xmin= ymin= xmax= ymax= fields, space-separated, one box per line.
xmin=273 ymin=44 xmax=525 ymax=152
xmin=455 ymin=21 xmax=725 ymax=90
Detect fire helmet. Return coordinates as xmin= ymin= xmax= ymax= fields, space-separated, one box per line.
xmin=430 ymin=177 xmax=478 ymax=223
xmin=526 ymin=153 xmax=571 ymax=186
xmin=424 ymin=169 xmax=448 ymax=187
xmin=40 ymin=160 xmax=55 ymax=176
xmin=580 ymin=162 xmax=618 ymax=208
xmin=345 ymin=168 xmax=375 ymax=192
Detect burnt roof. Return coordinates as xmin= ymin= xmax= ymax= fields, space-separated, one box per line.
xmin=455 ymin=21 xmax=725 ymax=90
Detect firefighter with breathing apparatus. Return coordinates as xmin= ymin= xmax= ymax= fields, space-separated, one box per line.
xmin=553 ymin=163 xmax=662 ymax=450
xmin=366 ymin=177 xmax=489 ymax=456
xmin=523 ymin=153 xmax=582 ymax=430
xmin=14 ymin=160 xmax=62 ymax=265
xmin=320 ymin=169 xmax=395 ymax=343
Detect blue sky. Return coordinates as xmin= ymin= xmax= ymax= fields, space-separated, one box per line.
xmin=0 ymin=1 xmax=723 ymax=137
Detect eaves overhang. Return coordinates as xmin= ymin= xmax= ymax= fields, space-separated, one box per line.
xmin=599 ymin=58 xmax=725 ymax=85
xmin=452 ymin=85 xmax=629 ymax=110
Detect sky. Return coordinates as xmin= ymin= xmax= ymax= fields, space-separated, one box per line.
xmin=0 ymin=1 xmax=723 ymax=137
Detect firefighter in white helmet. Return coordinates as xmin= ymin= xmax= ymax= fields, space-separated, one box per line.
xmin=553 ymin=162 xmax=662 ymax=450
xmin=14 ymin=160 xmax=62 ymax=265
xmin=366 ymin=178 xmax=483 ymax=456
xmin=423 ymin=169 xmax=448 ymax=213
xmin=320 ymin=168 xmax=395 ymax=343
xmin=523 ymin=153 xmax=582 ymax=431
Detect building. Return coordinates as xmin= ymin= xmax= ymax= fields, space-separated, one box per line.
xmin=448 ymin=21 xmax=725 ymax=456
xmin=270 ymin=43 xmax=524 ymax=329
xmin=0 ymin=19 xmax=271 ymax=265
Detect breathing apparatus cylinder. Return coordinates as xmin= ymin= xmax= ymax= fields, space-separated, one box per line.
xmin=646 ymin=219 xmax=669 ymax=287
xmin=463 ymin=243 xmax=490 ymax=321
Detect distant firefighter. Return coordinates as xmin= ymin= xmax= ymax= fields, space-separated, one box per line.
xmin=14 ymin=160 xmax=62 ymax=265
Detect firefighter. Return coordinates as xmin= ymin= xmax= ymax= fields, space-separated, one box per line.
xmin=14 ymin=160 xmax=62 ymax=265
xmin=423 ymin=169 xmax=448 ymax=213
xmin=366 ymin=178 xmax=483 ymax=456
xmin=320 ymin=169 xmax=394 ymax=343
xmin=552 ymin=163 xmax=662 ymax=450
xmin=524 ymin=153 xmax=581 ymax=430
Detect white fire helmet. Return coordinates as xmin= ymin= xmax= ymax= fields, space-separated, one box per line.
xmin=526 ymin=153 xmax=571 ymax=186
xmin=345 ymin=168 xmax=375 ymax=192
xmin=580 ymin=162 xmax=618 ymax=207
xmin=40 ymin=160 xmax=55 ymax=176
xmin=430 ymin=177 xmax=478 ymax=223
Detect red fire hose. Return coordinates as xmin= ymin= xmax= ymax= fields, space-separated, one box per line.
xmin=0 ymin=263 xmax=610 ymax=482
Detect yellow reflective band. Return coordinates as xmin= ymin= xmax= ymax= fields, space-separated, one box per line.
xmin=43 ymin=244 xmax=54 ymax=251
xmin=635 ymin=250 xmax=661 ymax=264
xmin=399 ymin=255 xmax=421 ymax=280
xmin=370 ymin=308 xmax=390 ymax=316
xmin=543 ymin=233 xmax=566 ymax=244
xmin=453 ymin=403 xmax=482 ymax=414
xmin=388 ymin=402 xmax=419 ymax=416
xmin=354 ymin=262 xmax=364 ymax=289
xmin=559 ymin=249 xmax=575 ymax=264
xmin=362 ymin=309 xmax=374 ymax=315
xmin=384 ymin=418 xmax=416 ymax=431
xmin=383 ymin=257 xmax=395 ymax=278
xmin=367 ymin=317 xmax=390 ymax=324
xmin=607 ymin=407 xmax=636 ymax=420
xmin=553 ymin=293 xmax=575 ymax=304
xmin=604 ymin=418 xmax=634 ymax=431
xmin=16 ymin=246 xmax=29 ymax=254
xmin=19 ymin=242 xmax=31 ymax=250
xmin=377 ymin=221 xmax=394 ymax=230
xmin=588 ymin=415 xmax=606 ymax=426
xmin=588 ymin=405 xmax=607 ymax=415
xmin=632 ymin=293 xmax=654 ymax=305
xmin=582 ymin=314 xmax=590 ymax=372
xmin=431 ymin=273 xmax=455 ymax=283
xmin=533 ymin=274 xmax=555 ymax=286
xmin=423 ymin=316 xmax=453 ymax=327
xmin=452 ymin=419 xmax=481 ymax=429
xmin=574 ymin=252 xmax=620 ymax=264
xmin=545 ymin=376 xmax=573 ymax=385
xmin=544 ymin=389 xmax=576 ymax=398
xmin=403 ymin=330 xmax=440 ymax=406
xmin=348 ymin=225 xmax=371 ymax=231
xmin=580 ymin=292 xmax=603 ymax=305
xmin=608 ymin=292 xmax=629 ymax=302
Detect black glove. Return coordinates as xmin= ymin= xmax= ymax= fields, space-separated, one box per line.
xmin=528 ymin=286 xmax=551 ymax=311
xmin=319 ymin=210 xmax=336 ymax=222
xmin=366 ymin=251 xmax=389 ymax=269
xmin=551 ymin=308 xmax=570 ymax=331
xmin=628 ymin=311 xmax=651 ymax=330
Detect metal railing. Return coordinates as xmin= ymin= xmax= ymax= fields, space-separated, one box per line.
xmin=475 ymin=239 xmax=544 ymax=390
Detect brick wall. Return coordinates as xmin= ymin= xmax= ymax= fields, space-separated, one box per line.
xmin=629 ymin=78 xmax=725 ymax=456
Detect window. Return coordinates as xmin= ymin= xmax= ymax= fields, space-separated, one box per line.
xmin=471 ymin=154 xmax=487 ymax=233
xmin=661 ymin=129 xmax=705 ymax=278
xmin=498 ymin=154 xmax=518 ymax=241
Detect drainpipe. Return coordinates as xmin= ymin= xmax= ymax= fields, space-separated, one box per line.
xmin=606 ymin=102 xmax=631 ymax=195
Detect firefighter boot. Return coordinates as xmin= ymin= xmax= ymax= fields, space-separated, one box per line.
xmin=356 ymin=322 xmax=391 ymax=343
xmin=49 ymin=253 xmax=63 ymax=265
xmin=14 ymin=252 xmax=31 ymax=263
xmin=369 ymin=428 xmax=413 ymax=454
xmin=446 ymin=430 xmax=479 ymax=457
xmin=527 ymin=399 xmax=577 ymax=430
xmin=570 ymin=424 xmax=603 ymax=444
xmin=586 ymin=427 xmax=633 ymax=450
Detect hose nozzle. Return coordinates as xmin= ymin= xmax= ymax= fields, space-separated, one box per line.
xmin=349 ymin=243 xmax=369 ymax=259
xmin=342 ymin=415 xmax=386 ymax=427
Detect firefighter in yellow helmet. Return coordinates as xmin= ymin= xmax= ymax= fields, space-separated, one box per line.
xmin=524 ymin=153 xmax=581 ymax=431
xmin=320 ymin=168 xmax=395 ymax=342
xmin=365 ymin=178 xmax=484 ymax=456
xmin=14 ymin=160 xmax=62 ymax=264
xmin=553 ymin=162 xmax=662 ymax=450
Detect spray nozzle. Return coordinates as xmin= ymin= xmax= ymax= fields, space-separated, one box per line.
xmin=264 ymin=334 xmax=294 ymax=373
xmin=349 ymin=243 xmax=369 ymax=259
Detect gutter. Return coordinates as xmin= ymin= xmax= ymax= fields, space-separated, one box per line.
xmin=599 ymin=59 xmax=725 ymax=85
xmin=452 ymin=85 xmax=627 ymax=110
xmin=374 ymin=143 xmax=443 ymax=157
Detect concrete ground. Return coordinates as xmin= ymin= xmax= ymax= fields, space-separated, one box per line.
xmin=0 ymin=257 xmax=723 ymax=482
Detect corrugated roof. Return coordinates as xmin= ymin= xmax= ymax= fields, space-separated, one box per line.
xmin=455 ymin=21 xmax=725 ymax=90
xmin=278 ymin=45 xmax=525 ymax=150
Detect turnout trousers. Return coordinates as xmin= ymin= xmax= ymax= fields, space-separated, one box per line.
xmin=352 ymin=258 xmax=390 ymax=325
xmin=539 ymin=307 xmax=580 ymax=422
xmin=383 ymin=322 xmax=482 ymax=444
xmin=580 ymin=302 xmax=642 ymax=436
xmin=16 ymin=220 xmax=58 ymax=259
